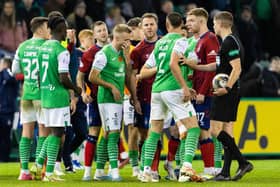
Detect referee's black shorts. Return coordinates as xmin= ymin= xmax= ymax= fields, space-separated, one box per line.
xmin=210 ymin=90 xmax=240 ymax=122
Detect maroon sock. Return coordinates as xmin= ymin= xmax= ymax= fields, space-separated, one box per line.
xmin=167 ymin=137 xmax=180 ymax=161
xmin=200 ymin=139 xmax=214 ymax=168
xmin=151 ymin=141 xmax=162 ymax=172
xmin=84 ymin=135 xmax=97 ymax=167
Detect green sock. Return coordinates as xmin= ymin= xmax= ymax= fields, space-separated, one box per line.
xmin=96 ymin=136 xmax=108 ymax=169
xmin=175 ymin=143 xmax=181 ymax=167
xmin=129 ymin=150 xmax=138 ymax=167
xmin=19 ymin=137 xmax=32 ymax=170
xmin=107 ymin=132 xmax=120 ymax=169
xmin=184 ymin=127 xmax=200 ymax=164
xmin=36 ymin=136 xmax=46 ymax=159
xmin=180 ymin=138 xmax=186 ymax=167
xmin=140 ymin=141 xmax=146 ymax=171
xmin=46 ymin=136 xmax=61 ymax=173
xmin=37 ymin=136 xmax=49 ymax=166
xmin=213 ymin=136 xmax=223 ymax=168
xmin=144 ymin=131 xmax=161 ymax=167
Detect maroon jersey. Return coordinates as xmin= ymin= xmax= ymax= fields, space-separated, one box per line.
xmin=193 ymin=32 xmax=219 ymax=96
xmin=131 ymin=39 xmax=157 ymax=103
xmin=79 ymin=44 xmax=102 ymax=99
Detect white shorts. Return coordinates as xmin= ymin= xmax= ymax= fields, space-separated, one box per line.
xmin=150 ymin=89 xmax=196 ymax=121
xmin=98 ymin=103 xmax=123 ymax=131
xmin=163 ymin=111 xmax=173 ymax=129
xmin=123 ymin=99 xmax=134 ymax=126
xmin=42 ymin=107 xmax=70 ymax=127
xmin=20 ymin=100 xmax=45 ymax=124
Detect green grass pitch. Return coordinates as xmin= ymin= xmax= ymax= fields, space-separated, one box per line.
xmin=1 ymin=160 xmax=279 ymax=187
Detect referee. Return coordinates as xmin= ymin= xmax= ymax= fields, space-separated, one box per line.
xmin=183 ymin=11 xmax=253 ymax=181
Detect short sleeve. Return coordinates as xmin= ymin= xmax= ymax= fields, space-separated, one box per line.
xmin=92 ymin=51 xmax=107 ymax=71
xmin=225 ymin=35 xmax=240 ymax=62
xmin=58 ymin=50 xmax=70 ymax=73
xmin=173 ymin=38 xmax=188 ymax=55
xmin=145 ymin=51 xmax=156 ymax=68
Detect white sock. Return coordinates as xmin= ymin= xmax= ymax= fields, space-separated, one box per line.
xmin=21 ymin=169 xmax=29 ymax=174
xmin=183 ymin=162 xmax=192 ymax=168
xmin=55 ymin=162 xmax=61 ymax=170
xmin=111 ymin=168 xmax=119 ymax=179
xmin=84 ymin=166 xmax=91 ymax=176
xmin=45 ymin=172 xmax=53 ymax=177
xmin=204 ymin=167 xmax=215 ymax=175
xmin=95 ymin=169 xmax=105 ymax=176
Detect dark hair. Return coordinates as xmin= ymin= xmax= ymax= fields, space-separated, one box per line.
xmin=127 ymin=17 xmax=141 ymax=27
xmin=48 ymin=15 xmax=66 ymax=31
xmin=30 ymin=17 xmax=48 ymax=33
xmin=48 ymin=11 xmax=63 ymax=19
xmin=167 ymin=12 xmax=183 ymax=28
xmin=91 ymin=21 xmax=106 ymax=30
xmin=0 ymin=0 xmax=16 ymax=28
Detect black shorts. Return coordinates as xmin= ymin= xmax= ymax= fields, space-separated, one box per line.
xmin=210 ymin=90 xmax=240 ymax=122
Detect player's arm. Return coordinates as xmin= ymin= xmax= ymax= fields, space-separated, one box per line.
xmin=171 ymin=38 xmax=194 ymax=101
xmin=214 ymin=37 xmax=241 ymax=96
xmin=11 ymin=49 xmax=22 ymax=74
xmin=89 ymin=51 xmax=121 ymax=101
xmin=58 ymin=50 xmax=81 ymax=95
xmin=227 ymin=58 xmax=241 ymax=88
xmin=139 ymin=51 xmax=157 ymax=80
xmin=183 ymin=58 xmax=216 ymax=71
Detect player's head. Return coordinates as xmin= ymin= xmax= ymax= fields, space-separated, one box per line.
xmin=186 ymin=8 xmax=208 ymax=34
xmin=0 ymin=56 xmax=12 ymax=70
xmin=48 ymin=15 xmax=67 ymax=41
xmin=127 ymin=17 xmax=143 ymax=42
xmin=91 ymin=21 xmax=108 ymax=44
xmin=47 ymin=11 xmax=63 ymax=19
xmin=141 ymin=13 xmax=158 ymax=41
xmin=213 ymin=11 xmax=233 ymax=36
xmin=78 ymin=29 xmax=94 ymax=49
xmin=166 ymin=12 xmax=183 ymax=32
xmin=112 ymin=24 xmax=132 ymax=50
xmin=30 ymin=16 xmax=50 ymax=39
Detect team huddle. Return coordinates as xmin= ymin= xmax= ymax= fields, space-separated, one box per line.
xmin=12 ymin=7 xmax=253 ymax=182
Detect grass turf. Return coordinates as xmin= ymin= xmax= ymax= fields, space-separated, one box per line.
xmin=0 ymin=160 xmax=279 ymax=187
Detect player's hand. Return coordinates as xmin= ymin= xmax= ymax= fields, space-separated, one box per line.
xmin=189 ymin=88 xmax=197 ymax=100
xmin=70 ymin=96 xmax=78 ymax=115
xmin=213 ymin=87 xmax=228 ymax=96
xmin=133 ymin=99 xmax=142 ymax=115
xmin=183 ymin=87 xmax=191 ymax=102
xmin=111 ymin=86 xmax=121 ymax=102
xmin=121 ymin=40 xmax=130 ymax=57
xmin=81 ymin=92 xmax=93 ymax=104
xmin=196 ymin=94 xmax=205 ymax=104
xmin=136 ymin=74 xmax=142 ymax=82
xmin=180 ymin=56 xmax=197 ymax=68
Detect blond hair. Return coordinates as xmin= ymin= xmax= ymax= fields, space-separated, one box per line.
xmin=188 ymin=8 xmax=208 ymax=20
xmin=214 ymin=11 xmax=234 ymax=28
xmin=78 ymin=29 xmax=93 ymax=41
xmin=113 ymin=24 xmax=132 ymax=35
